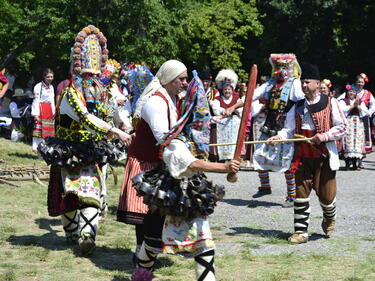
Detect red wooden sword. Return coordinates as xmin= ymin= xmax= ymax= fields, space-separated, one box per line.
xmin=227 ymin=64 xmax=258 ymax=182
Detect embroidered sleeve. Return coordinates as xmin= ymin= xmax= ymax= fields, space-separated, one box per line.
xmin=65 ymin=88 xmax=109 ymax=135
xmin=210 ymin=99 xmax=224 ymax=116
xmin=323 ymin=98 xmax=348 ymax=141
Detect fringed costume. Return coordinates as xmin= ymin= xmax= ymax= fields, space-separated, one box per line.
xmin=132 ymin=71 xmax=220 ymax=281
xmin=38 ymin=25 xmax=126 ymax=255
xmin=251 ymin=54 xmax=304 ymax=206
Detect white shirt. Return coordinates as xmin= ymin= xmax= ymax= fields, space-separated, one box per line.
xmin=32 ymin=82 xmax=55 ymax=116
xmin=9 ymin=101 xmax=21 ymax=118
xmin=141 ymin=93 xmax=178 ymax=142
xmin=339 ymin=99 xmax=369 ymax=118
xmin=163 ymin=138 xmax=197 ymax=179
xmin=277 ymin=94 xmax=348 ymax=170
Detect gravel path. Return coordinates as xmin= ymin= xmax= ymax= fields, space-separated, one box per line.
xmin=206 ymin=153 xmax=375 ymax=257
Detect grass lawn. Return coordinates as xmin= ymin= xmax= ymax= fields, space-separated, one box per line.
xmin=0 ymin=138 xmax=374 ymax=281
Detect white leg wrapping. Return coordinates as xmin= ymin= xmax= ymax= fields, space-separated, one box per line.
xmin=194 ymin=250 xmax=215 ymax=281
xmin=61 ymin=210 xmax=79 ymax=239
xmin=79 ymin=207 xmax=99 ymax=239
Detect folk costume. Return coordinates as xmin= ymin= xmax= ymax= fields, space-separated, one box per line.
xmin=211 ymin=69 xmax=241 ymax=161
xmin=117 ymin=60 xmax=186 ymax=258
xmin=252 ymin=54 xmax=304 ymax=206
xmin=32 ymin=79 xmax=55 ymax=151
xmin=38 ymin=25 xmax=125 ymax=255
xmin=339 ymin=85 xmax=367 ymax=170
xmin=132 ymin=71 xmax=219 ymax=281
xmin=278 ymin=62 xmax=347 ymax=243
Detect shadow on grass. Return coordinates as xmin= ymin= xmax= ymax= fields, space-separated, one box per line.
xmin=228 ymin=226 xmax=290 ymax=239
xmin=108 ymin=205 xmax=117 ymax=216
xmin=8 ymin=217 xmax=174 ymax=275
xmin=8 ymin=152 xmax=39 ymax=160
xmin=222 ymin=198 xmax=282 ymax=208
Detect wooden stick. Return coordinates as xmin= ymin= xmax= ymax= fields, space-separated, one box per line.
xmin=227 ymin=64 xmax=258 ymax=183
xmin=209 ymin=137 xmax=313 ymax=147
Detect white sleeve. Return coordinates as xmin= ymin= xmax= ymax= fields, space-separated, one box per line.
xmin=252 ymin=82 xmax=268 ymax=101
xmin=289 ymin=79 xmax=305 ymax=102
xmin=336 ymin=93 xmax=346 ymax=101
xmin=359 ymin=102 xmax=369 ymax=117
xmin=323 ymin=98 xmax=348 ymax=141
xmin=251 ymin=100 xmax=263 ymax=118
xmin=367 ymin=94 xmax=375 ymax=116
xmin=59 ymin=94 xmax=80 ymax=122
xmin=339 ymin=100 xmax=350 ymax=117
xmin=210 ymin=99 xmax=224 ymax=116
xmin=31 ymin=83 xmax=41 ymax=116
xmin=9 ymin=102 xmax=20 ymax=117
xmin=277 ymin=104 xmax=296 ymax=139
xmin=142 ymin=96 xmax=170 ymax=142
xmin=162 ymin=139 xmax=197 ymax=179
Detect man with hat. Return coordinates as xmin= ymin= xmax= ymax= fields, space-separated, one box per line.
xmin=9 ymin=88 xmax=33 ymax=141
xmin=201 ymin=69 xmax=218 ymax=101
xmin=268 ymin=62 xmax=347 ymax=243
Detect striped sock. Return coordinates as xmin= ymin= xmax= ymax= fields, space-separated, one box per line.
xmin=320 ymin=198 xmax=337 ymax=221
xmin=294 ymin=198 xmax=310 ymax=234
xmin=284 ymin=172 xmax=296 ymax=198
xmin=258 ymin=171 xmax=271 ymax=189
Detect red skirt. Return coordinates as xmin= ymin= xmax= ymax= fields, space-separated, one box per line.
xmin=117 ymin=156 xmax=158 ymax=225
xmin=33 ymin=102 xmax=55 ymax=138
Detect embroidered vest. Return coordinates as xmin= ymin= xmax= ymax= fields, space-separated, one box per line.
xmin=295 ymin=94 xmax=332 ymax=135
xmin=358 ymin=89 xmax=372 ymax=108
xmin=215 ymin=92 xmax=240 ymax=109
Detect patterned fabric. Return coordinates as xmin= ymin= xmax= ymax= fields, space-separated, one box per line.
xmin=216 ymin=115 xmax=241 ymax=160
xmin=117 ymin=156 xmax=158 ymax=224
xmin=158 ymin=70 xmax=211 ymax=154
xmin=258 ymin=171 xmax=270 ymax=188
xmin=253 ymin=133 xmax=294 ymax=172
xmin=343 ymin=115 xmax=365 ymax=158
xmin=127 ymin=64 xmax=154 ymax=112
xmin=285 ymin=172 xmax=296 ymax=198
xmin=61 ymin=165 xmax=103 ymax=208
xmin=33 ymin=102 xmax=55 ymax=138
xmin=162 ymin=216 xmax=215 ymax=257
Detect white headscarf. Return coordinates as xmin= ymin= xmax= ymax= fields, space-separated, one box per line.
xmin=134 ymin=60 xmax=187 ymax=120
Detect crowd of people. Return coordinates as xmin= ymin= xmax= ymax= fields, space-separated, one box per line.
xmin=1 ymin=24 xmax=375 ymax=281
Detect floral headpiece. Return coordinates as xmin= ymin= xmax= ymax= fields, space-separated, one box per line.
xmin=346 ymin=84 xmax=354 ymax=91
xmin=72 ymin=25 xmax=108 ymax=75
xmin=359 ymin=73 xmax=369 ymax=83
xmin=322 ymin=79 xmax=332 ymax=88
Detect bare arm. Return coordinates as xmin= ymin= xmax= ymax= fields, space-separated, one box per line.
xmin=189 ymin=159 xmax=240 ymax=173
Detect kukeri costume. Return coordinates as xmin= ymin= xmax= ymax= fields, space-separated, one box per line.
xmin=132 ymin=71 xmax=219 ymax=281
xmin=252 ymin=54 xmax=304 ymax=205
xmin=38 ymin=25 xmax=125 ymax=255
xmin=278 ymin=63 xmax=347 ymax=243
xmin=117 ymin=60 xmax=186 ymax=259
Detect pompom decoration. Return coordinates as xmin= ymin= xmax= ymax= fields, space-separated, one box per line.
xmin=131 ymin=268 xmax=153 ymax=281
xmin=72 ymin=25 xmax=108 ymax=75
xmin=346 ymin=84 xmax=352 ymax=90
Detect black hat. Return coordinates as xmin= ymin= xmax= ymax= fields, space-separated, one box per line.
xmin=300 ymin=62 xmax=320 ymax=80
xmin=200 ymin=69 xmax=213 ymax=81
